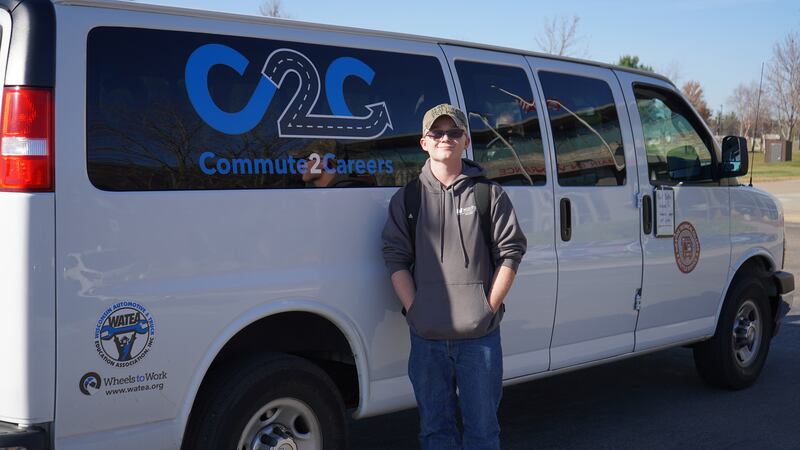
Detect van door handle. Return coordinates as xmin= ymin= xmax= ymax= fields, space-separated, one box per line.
xmin=642 ymin=194 xmax=653 ymax=235
xmin=560 ymin=198 xmax=572 ymax=242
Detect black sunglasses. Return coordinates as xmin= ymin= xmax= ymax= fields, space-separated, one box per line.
xmin=425 ymin=128 xmax=466 ymax=140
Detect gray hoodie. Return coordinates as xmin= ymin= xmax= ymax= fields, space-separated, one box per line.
xmin=382 ymin=158 xmax=527 ymax=340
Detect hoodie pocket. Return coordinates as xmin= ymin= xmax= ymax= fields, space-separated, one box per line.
xmin=406 ymin=282 xmax=496 ymax=339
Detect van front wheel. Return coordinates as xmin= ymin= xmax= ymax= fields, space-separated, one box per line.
xmin=693 ymin=273 xmax=773 ymax=390
xmin=183 ymin=353 xmax=347 ymax=450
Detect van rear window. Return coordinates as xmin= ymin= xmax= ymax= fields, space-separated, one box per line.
xmin=86 ymin=27 xmax=449 ymax=190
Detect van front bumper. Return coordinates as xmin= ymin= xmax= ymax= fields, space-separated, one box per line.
xmin=0 ymin=421 xmax=48 ymax=450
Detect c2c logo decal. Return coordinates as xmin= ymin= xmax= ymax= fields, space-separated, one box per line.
xmin=185 ymin=44 xmax=393 ymax=139
xmin=185 ymin=44 xmax=277 ymax=135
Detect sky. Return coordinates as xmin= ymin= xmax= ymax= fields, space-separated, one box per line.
xmin=134 ymin=0 xmax=800 ymax=115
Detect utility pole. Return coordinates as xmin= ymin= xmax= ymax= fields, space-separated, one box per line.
xmin=717 ymin=104 xmax=723 ymax=135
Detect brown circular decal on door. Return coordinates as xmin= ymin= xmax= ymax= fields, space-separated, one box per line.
xmin=673 ymin=221 xmax=701 ymax=273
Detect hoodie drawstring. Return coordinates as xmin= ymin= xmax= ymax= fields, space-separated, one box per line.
xmin=454 ymin=189 xmax=469 ymax=268
xmin=440 ymin=185 xmax=445 ymax=263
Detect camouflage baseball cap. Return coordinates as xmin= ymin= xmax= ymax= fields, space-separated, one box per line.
xmin=422 ymin=103 xmax=468 ymax=133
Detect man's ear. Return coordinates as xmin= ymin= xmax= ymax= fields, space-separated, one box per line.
xmin=420 ymin=137 xmax=428 ymax=152
xmin=464 ymin=136 xmax=471 ymax=149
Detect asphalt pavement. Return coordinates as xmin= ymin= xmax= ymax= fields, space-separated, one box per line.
xmin=757 ymin=179 xmax=800 ymax=223
xmin=350 ymin=319 xmax=800 ymax=449
xmin=350 ymin=180 xmax=800 ymax=450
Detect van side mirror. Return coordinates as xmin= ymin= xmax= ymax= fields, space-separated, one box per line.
xmin=720 ymin=136 xmax=748 ymax=178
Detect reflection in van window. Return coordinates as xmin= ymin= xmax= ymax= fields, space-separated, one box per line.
xmin=86 ymin=27 xmax=449 ymax=191
xmin=633 ymin=86 xmax=715 ymax=184
xmin=538 ymin=71 xmax=626 ymax=186
xmin=455 ymin=60 xmax=546 ymax=186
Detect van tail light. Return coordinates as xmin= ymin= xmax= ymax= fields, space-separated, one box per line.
xmin=0 ymin=87 xmax=54 ymax=191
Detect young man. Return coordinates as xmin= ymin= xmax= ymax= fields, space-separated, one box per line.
xmin=381 ymin=104 xmax=527 ymax=450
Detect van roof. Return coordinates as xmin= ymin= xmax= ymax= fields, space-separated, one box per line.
xmin=55 ymin=0 xmax=673 ymax=86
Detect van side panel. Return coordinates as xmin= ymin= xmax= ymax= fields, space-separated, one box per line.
xmin=0 ymin=4 xmax=56 ymax=425
xmin=54 ymin=4 xmax=455 ymax=447
xmin=0 ymin=195 xmax=56 ymax=424
xmin=729 ymin=187 xmax=784 ymax=273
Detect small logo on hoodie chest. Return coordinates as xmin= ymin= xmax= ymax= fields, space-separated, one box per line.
xmin=457 ymin=205 xmax=477 ymax=216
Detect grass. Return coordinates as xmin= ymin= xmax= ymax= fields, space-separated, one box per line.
xmin=747 ymin=152 xmax=800 ymax=181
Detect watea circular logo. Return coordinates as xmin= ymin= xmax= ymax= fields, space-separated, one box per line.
xmin=673 ymin=221 xmax=701 ymax=274
xmin=94 ymin=301 xmax=155 ymax=368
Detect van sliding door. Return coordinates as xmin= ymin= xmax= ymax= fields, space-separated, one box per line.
xmin=441 ymin=44 xmax=557 ymax=378
xmin=527 ymin=56 xmax=643 ymax=370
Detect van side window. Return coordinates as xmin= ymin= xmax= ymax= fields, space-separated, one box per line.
xmin=633 ymin=85 xmax=715 ymax=184
xmin=454 ymin=60 xmax=546 ymax=186
xmin=538 ymin=71 xmax=626 ymax=186
xmin=86 ymin=28 xmax=449 ymax=191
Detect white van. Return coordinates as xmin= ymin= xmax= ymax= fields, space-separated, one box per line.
xmin=0 ymin=0 xmax=794 ymax=449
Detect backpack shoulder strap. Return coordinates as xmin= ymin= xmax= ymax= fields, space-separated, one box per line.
xmin=473 ymin=177 xmax=493 ymax=259
xmin=403 ymin=178 xmax=421 ymax=248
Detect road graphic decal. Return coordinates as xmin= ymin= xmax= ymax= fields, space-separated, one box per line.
xmin=262 ymin=49 xmax=392 ymax=140
xmin=186 ymin=44 xmax=392 ymax=140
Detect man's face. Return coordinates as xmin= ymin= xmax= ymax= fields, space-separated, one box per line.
xmin=420 ymin=116 xmax=470 ymax=163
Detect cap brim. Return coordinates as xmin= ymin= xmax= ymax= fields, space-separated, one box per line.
xmin=425 ymin=114 xmax=467 ymax=131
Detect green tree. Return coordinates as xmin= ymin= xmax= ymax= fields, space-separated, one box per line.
xmin=616 ymin=55 xmax=653 ymax=72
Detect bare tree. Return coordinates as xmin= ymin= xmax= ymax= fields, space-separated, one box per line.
xmin=728 ymin=82 xmax=770 ymax=139
xmin=682 ymin=80 xmax=712 ymax=124
xmin=260 ymin=0 xmax=291 ymax=18
xmin=767 ymin=32 xmax=800 ymax=141
xmin=535 ymin=15 xmax=588 ymax=57
xmin=657 ymin=60 xmax=684 ymax=86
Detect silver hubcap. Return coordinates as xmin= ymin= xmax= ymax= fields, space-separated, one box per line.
xmin=238 ymin=398 xmax=322 ymax=450
xmin=732 ymin=299 xmax=762 ymax=368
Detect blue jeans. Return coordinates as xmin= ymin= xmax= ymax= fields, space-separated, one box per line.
xmin=408 ymin=327 xmax=503 ymax=450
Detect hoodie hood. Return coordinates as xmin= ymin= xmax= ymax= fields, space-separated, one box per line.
xmin=419 ymin=158 xmax=486 ymax=192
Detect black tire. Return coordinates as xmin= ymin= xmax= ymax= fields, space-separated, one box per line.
xmin=182 ymin=353 xmax=348 ymax=450
xmin=693 ymin=271 xmax=773 ymax=390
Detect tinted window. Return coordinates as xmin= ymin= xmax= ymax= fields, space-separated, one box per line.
xmin=633 ymin=85 xmax=715 ymax=184
xmin=455 ymin=60 xmax=546 ymax=186
xmin=538 ymin=71 xmax=626 ymax=186
xmin=87 ymin=28 xmax=449 ymax=190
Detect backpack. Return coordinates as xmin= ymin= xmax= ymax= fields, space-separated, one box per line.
xmin=403 ymin=177 xmax=493 ymax=265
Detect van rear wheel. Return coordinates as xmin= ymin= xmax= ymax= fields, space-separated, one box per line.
xmin=183 ymin=353 xmax=347 ymax=450
xmin=693 ymin=272 xmax=773 ymax=390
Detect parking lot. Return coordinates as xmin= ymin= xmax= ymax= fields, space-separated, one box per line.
xmin=350 ymin=181 xmax=800 ymax=450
